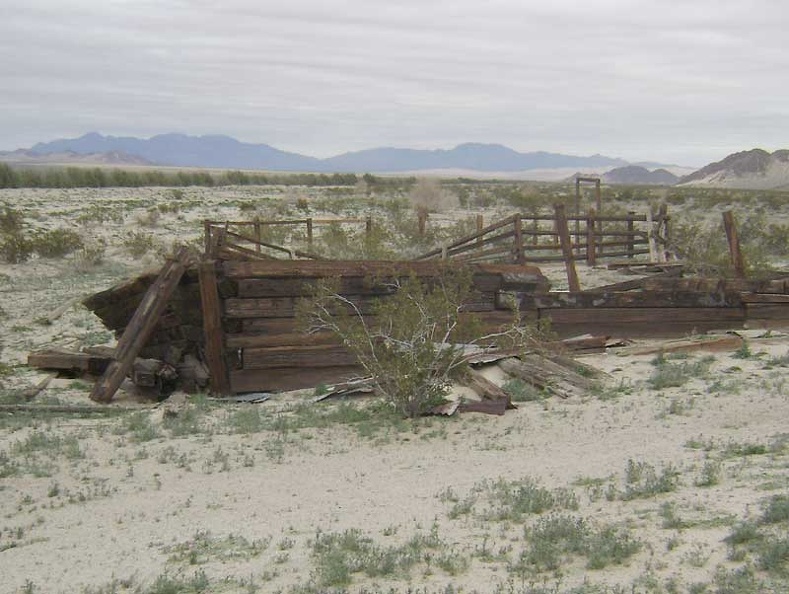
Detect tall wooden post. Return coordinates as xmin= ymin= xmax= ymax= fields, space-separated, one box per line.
xmin=203 ymin=221 xmax=211 ymax=256
xmin=365 ymin=215 xmax=372 ymax=237
xmin=198 ymin=260 xmax=231 ymax=395
xmin=554 ymin=203 xmax=580 ymax=292
xmin=254 ymin=221 xmax=262 ymax=253
xmin=723 ymin=211 xmax=746 ymax=278
xmin=306 ymin=218 xmax=313 ymax=250
xmin=586 ymin=208 xmax=597 ymax=266
xmin=626 ymin=211 xmax=636 ymax=259
xmin=513 ymin=214 xmax=525 ymax=264
xmin=657 ymin=204 xmax=669 ymax=263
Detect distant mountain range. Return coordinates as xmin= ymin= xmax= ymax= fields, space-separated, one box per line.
xmin=3 ymin=133 xmax=787 ymax=189
xmin=11 ymin=132 xmax=631 ymax=173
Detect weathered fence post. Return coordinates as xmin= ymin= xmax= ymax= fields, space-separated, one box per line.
xmin=513 ymin=214 xmax=525 ymax=264
xmin=476 ymin=214 xmax=484 ymax=250
xmin=306 ymin=218 xmax=313 ymax=250
xmin=366 ymin=215 xmax=373 ymax=237
xmin=586 ymin=208 xmax=597 ymax=266
xmin=554 ymin=203 xmax=581 ymax=292
xmin=657 ymin=204 xmax=669 ymax=263
xmin=723 ymin=210 xmax=746 ymax=278
xmin=626 ymin=211 xmax=636 ymax=259
xmin=203 ymin=220 xmax=211 ymax=256
xmin=254 ymin=221 xmax=262 ymax=253
xmin=417 ymin=209 xmax=428 ymax=236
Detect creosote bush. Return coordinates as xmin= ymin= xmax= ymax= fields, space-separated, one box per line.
xmin=299 ymin=269 xmax=531 ymax=418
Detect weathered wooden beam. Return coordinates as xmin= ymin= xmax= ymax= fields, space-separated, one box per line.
xmin=499 ymin=356 xmax=586 ymax=399
xmin=554 ymin=203 xmax=580 ymax=292
xmin=520 ymin=290 xmax=744 ymax=309
xmin=198 ymin=260 xmax=231 ymax=396
xmin=243 ymin=345 xmax=357 ymax=369
xmin=28 ymin=348 xmax=112 ymax=375
xmin=230 ymin=366 xmax=363 ymax=393
xmin=723 ymin=211 xmax=746 ymax=278
xmin=90 ymin=247 xmax=191 ymax=403
xmin=641 ymin=277 xmax=789 ymax=294
xmin=618 ymin=334 xmax=745 ymax=356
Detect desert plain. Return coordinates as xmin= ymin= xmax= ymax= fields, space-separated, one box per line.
xmin=1 ymin=181 xmax=789 ymax=594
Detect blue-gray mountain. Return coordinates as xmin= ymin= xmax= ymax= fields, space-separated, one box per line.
xmin=28 ymin=133 xmax=629 ymax=173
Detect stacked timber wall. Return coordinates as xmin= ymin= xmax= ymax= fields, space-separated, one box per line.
xmin=214 ymin=260 xmax=549 ymax=393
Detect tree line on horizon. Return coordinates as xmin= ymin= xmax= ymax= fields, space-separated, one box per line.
xmin=0 ymin=162 xmax=379 ymax=189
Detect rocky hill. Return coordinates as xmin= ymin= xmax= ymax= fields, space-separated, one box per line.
xmin=602 ymin=165 xmax=678 ymax=185
xmin=680 ymin=148 xmax=789 ymax=189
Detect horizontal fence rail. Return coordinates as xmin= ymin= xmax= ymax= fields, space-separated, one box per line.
xmin=204 ymin=207 xmax=670 ymax=266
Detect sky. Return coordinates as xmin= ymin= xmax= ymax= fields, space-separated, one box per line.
xmin=1 ymin=0 xmax=788 ymax=167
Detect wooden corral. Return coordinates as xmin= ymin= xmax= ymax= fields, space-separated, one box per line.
xmin=28 ymin=210 xmax=789 ymax=403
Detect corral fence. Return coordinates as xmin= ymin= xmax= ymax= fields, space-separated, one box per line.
xmin=416 ymin=204 xmax=670 ymax=266
xmin=203 ymin=205 xmax=670 ymax=266
xmin=203 ymin=217 xmax=372 ymax=261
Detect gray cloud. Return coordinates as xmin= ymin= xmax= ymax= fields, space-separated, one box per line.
xmin=2 ymin=0 xmax=787 ymax=165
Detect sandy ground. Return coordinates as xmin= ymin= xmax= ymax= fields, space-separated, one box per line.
xmin=1 ymin=186 xmax=788 ymax=593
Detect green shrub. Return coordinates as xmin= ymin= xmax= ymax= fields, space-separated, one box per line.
xmin=0 ymin=232 xmax=33 ymax=263
xmin=32 ymin=228 xmax=84 ymax=258
xmin=123 ymin=230 xmax=156 ymax=258
xmin=300 ymin=270 xmax=522 ymax=418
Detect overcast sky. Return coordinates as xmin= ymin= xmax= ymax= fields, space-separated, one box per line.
xmin=2 ymin=0 xmax=787 ymax=166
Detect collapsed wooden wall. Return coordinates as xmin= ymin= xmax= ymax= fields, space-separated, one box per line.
xmin=82 ymin=258 xmax=789 ymax=396
xmin=215 ymin=260 xmax=549 ymax=393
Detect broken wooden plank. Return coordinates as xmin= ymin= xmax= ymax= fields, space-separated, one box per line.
xmin=90 ymin=247 xmax=191 ymax=403
xmin=617 ymin=334 xmax=745 ymax=356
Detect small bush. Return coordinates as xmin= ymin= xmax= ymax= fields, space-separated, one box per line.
xmin=32 ymin=228 xmax=84 ymax=258
xmin=123 ymin=230 xmax=157 ymax=258
xmin=0 ymin=232 xmax=34 ymax=263
xmin=761 ymin=494 xmax=789 ymax=525
xmin=621 ymin=459 xmax=679 ymax=500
